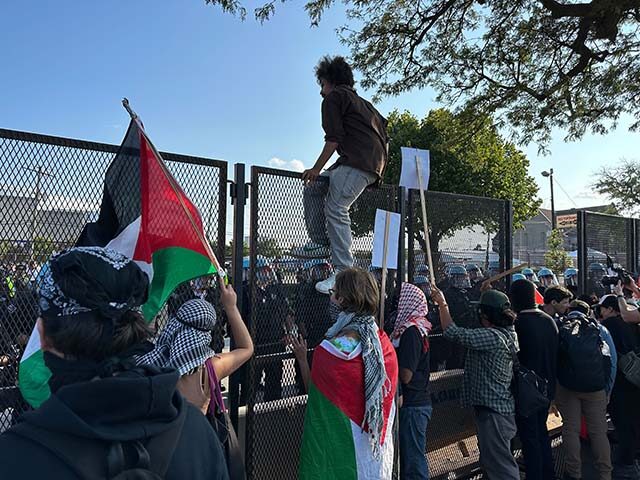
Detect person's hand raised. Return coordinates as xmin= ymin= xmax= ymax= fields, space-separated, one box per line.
xmin=430 ymin=284 xmax=447 ymax=307
xmin=219 ymin=279 xmax=238 ymax=311
xmin=288 ymin=335 xmax=308 ymax=364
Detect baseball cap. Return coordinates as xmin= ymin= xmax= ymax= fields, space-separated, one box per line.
xmin=480 ymin=290 xmax=511 ymax=311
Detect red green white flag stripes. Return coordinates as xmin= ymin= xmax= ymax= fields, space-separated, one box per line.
xmin=19 ymin=119 xmax=221 ymax=407
xmin=299 ymin=332 xmax=398 ymax=479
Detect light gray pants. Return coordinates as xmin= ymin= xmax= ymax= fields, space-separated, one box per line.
xmin=302 ymin=165 xmax=377 ymax=271
xmin=474 ymin=406 xmax=520 ymax=479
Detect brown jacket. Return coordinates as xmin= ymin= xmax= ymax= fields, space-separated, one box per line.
xmin=322 ymin=86 xmax=388 ymax=180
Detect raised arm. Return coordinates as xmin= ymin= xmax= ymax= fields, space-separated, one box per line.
xmin=210 ymin=280 xmax=254 ymax=381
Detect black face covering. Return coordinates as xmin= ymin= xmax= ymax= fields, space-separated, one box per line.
xmin=44 ymin=342 xmax=154 ymax=393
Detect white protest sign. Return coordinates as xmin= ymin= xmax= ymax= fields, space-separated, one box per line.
xmin=372 ymin=209 xmax=401 ymax=270
xmin=400 ymin=147 xmax=430 ymax=191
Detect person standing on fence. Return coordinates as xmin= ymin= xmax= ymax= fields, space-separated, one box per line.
xmin=510 ymin=279 xmax=558 ymax=480
xmin=434 ymin=285 xmax=520 ymax=480
xmin=290 ymin=268 xmax=398 ymax=479
xmin=294 ymin=55 xmax=389 ymax=295
xmin=390 ymin=282 xmax=433 ymax=480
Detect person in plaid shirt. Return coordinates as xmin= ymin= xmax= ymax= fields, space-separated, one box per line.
xmin=431 ymin=285 xmax=520 ymax=479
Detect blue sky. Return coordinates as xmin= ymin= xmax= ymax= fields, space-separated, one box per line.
xmin=2 ymin=0 xmax=638 ymax=224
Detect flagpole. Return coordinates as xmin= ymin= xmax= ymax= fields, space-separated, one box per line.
xmin=121 ymin=98 xmax=225 ymax=279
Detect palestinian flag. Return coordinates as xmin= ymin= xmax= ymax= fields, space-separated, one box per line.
xmin=20 ymin=118 xmax=220 ymax=407
xmin=299 ymin=331 xmax=398 ymax=480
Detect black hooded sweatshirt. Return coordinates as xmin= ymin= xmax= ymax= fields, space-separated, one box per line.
xmin=0 ymin=364 xmax=229 ymax=479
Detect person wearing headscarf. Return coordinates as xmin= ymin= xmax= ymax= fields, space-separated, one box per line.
xmin=391 ymin=283 xmax=433 ymax=479
xmin=290 ymin=268 xmax=398 ymax=479
xmin=0 ymin=247 xmax=229 ymax=480
xmin=137 ymin=281 xmax=253 ymax=414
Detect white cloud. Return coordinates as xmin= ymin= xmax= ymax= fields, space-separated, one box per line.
xmin=267 ymin=157 xmax=306 ymax=172
xmin=289 ymin=160 xmax=305 ymax=172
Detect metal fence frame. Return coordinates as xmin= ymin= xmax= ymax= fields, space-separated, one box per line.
xmin=0 ymin=127 xmax=227 ymax=432
xmin=577 ymin=210 xmax=638 ymax=295
xmin=406 ymin=189 xmax=513 ymax=289
xmin=4 ymin=126 xmax=586 ymax=480
xmin=244 ymin=165 xmax=404 ymax=480
xmin=0 ymin=128 xmax=228 ymax=260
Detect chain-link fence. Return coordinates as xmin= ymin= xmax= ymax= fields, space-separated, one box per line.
xmin=0 ymin=128 xmax=227 ymax=433
xmin=578 ymin=211 xmax=637 ymax=297
xmin=405 ymin=190 xmax=512 ymax=478
xmin=244 ymin=166 xmax=401 ymax=480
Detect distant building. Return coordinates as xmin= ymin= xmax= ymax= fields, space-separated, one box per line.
xmin=0 ymin=192 xmax=96 ymax=245
xmin=513 ymin=204 xmax=618 ymax=267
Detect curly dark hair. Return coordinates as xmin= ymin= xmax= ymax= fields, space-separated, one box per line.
xmin=315 ymin=56 xmax=355 ymax=87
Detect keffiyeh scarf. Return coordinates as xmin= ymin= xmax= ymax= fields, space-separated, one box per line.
xmin=390 ymin=282 xmax=432 ymax=350
xmin=325 ymin=310 xmax=390 ymax=459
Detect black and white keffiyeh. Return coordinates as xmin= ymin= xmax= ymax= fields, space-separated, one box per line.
xmin=39 ymin=246 xmax=148 ymax=322
xmin=325 ymin=310 xmax=390 ymax=459
xmin=136 ymin=299 xmax=217 ymax=376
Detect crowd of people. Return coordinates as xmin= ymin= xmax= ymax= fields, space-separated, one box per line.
xmin=1 ymin=261 xmax=40 ymax=426
xmin=2 ymin=54 xmax=640 ymax=480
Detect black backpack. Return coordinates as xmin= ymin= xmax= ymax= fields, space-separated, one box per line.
xmin=9 ymin=408 xmax=186 ymax=479
xmin=558 ymin=312 xmax=611 ymax=392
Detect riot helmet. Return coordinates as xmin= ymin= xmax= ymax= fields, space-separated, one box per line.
xmin=465 ymin=264 xmax=483 ymax=283
xmin=537 ymin=268 xmax=558 ymax=287
xmin=309 ymin=262 xmax=334 ymax=282
xmin=564 ymin=268 xmax=578 ymax=287
xmin=522 ymin=268 xmax=539 ymax=284
xmin=413 ymin=274 xmax=431 ymax=297
xmin=448 ymin=265 xmax=471 ymax=290
xmin=588 ymin=263 xmax=606 ymax=281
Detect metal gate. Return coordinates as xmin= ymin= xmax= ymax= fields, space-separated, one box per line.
xmin=0 ymin=128 xmax=227 ymax=432
xmin=243 ymin=166 xmax=402 ymax=480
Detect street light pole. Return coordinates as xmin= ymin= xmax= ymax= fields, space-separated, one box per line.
xmin=24 ymin=165 xmax=54 ymax=248
xmin=542 ymin=168 xmax=556 ymax=230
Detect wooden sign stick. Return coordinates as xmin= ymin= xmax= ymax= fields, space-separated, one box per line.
xmin=379 ymin=211 xmax=391 ymax=329
xmin=416 ymin=157 xmax=436 ymax=285
xmin=481 ymin=262 xmax=529 ymax=289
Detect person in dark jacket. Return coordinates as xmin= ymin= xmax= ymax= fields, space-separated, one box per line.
xmin=0 ymin=247 xmax=229 ymax=480
xmin=598 ymin=295 xmax=640 ymax=479
xmin=296 ymin=55 xmax=388 ymax=295
xmin=510 ymin=279 xmax=558 ymax=480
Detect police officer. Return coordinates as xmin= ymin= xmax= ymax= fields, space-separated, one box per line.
xmin=443 ymin=265 xmax=476 ymax=369
xmin=537 ymin=267 xmax=559 ymax=295
xmin=290 ymin=261 xmax=334 ymax=393
xmin=253 ymin=260 xmax=290 ymax=401
xmin=563 ymin=267 xmax=579 ymax=297
xmin=522 ymin=267 xmax=539 ymax=285
xmin=465 ymin=263 xmax=485 ymax=301
xmin=587 ymin=263 xmax=607 ymax=298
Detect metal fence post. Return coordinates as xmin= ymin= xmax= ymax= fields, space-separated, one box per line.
xmin=406 ymin=189 xmax=415 ymax=281
xmin=627 ymin=217 xmax=637 ymax=273
xmin=577 ymin=210 xmax=587 ymax=295
xmin=229 ymin=162 xmax=247 ymax=430
xmin=635 ymin=219 xmax=640 ymax=273
xmin=397 ymin=187 xmax=407 ymax=285
xmin=504 ymin=200 xmax=514 ymax=291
